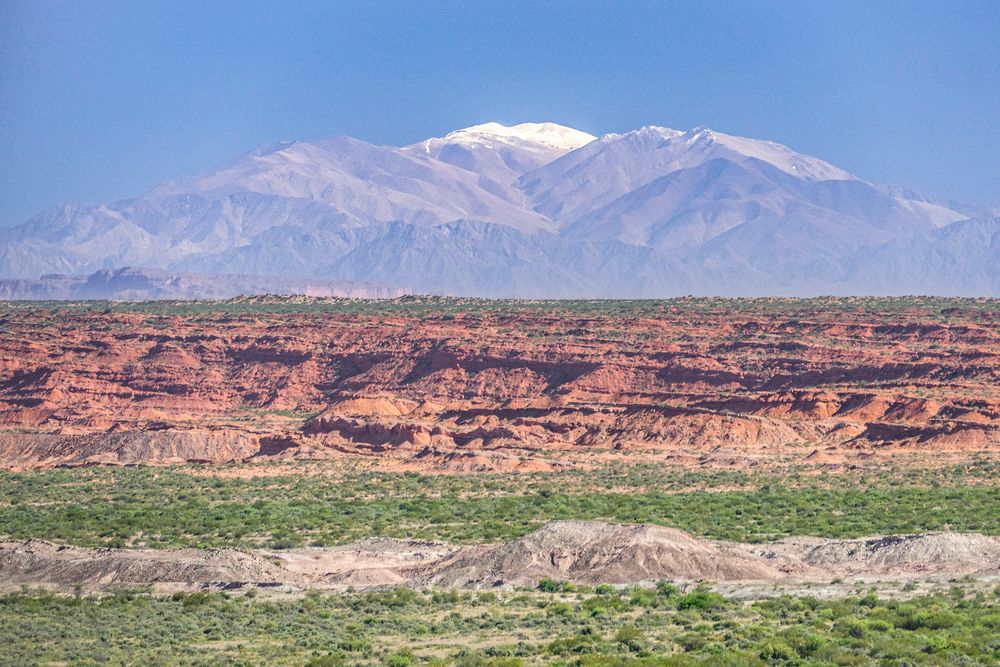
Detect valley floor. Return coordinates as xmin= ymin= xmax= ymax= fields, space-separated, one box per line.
xmin=2 ymin=460 xmax=999 ymax=665
xmin=3 ymin=581 xmax=998 ymax=665
xmin=1 ymin=297 xmax=998 ymax=664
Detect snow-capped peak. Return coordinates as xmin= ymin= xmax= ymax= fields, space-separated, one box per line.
xmin=418 ymin=122 xmax=597 ymax=152
xmin=601 ymin=125 xmax=684 ymax=144
xmin=589 ymin=125 xmax=856 ymax=182
xmin=677 ymin=126 xmax=856 ymax=181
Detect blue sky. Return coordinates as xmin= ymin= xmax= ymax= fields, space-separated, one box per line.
xmin=1 ymin=0 xmax=998 ymax=226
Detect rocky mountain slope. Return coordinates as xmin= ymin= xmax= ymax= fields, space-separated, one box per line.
xmin=1 ymin=122 xmax=995 ymax=296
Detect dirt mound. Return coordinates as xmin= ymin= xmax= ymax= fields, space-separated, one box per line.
xmin=0 ymin=540 xmax=288 ymax=588
xmin=274 ymin=538 xmax=459 ymax=587
xmin=763 ymin=533 xmax=1000 ymax=576
xmin=419 ymin=521 xmax=806 ymax=587
xmin=2 ymin=523 xmax=998 ymax=593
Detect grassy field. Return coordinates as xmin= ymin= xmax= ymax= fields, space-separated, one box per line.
xmin=1 ymin=461 xmax=997 ymax=549
xmin=3 ymin=584 xmax=998 ymax=666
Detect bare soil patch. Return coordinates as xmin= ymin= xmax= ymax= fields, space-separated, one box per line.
xmin=4 ymin=520 xmax=998 ymax=596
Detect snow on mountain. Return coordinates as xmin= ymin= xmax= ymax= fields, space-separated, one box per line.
xmin=0 ymin=121 xmax=993 ymax=296
xmin=415 ymin=122 xmax=596 ymax=152
xmin=680 ymin=127 xmax=856 ymax=182
xmin=517 ymin=126 xmax=862 ymax=223
xmin=150 ymin=135 xmax=551 ymax=232
xmin=402 ymin=122 xmax=596 ymax=194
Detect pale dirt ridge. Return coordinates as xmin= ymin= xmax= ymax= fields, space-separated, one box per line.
xmin=3 ymin=521 xmax=998 ymax=594
xmin=0 ymin=539 xmax=286 ymax=589
xmin=417 ymin=521 xmax=800 ymax=588
xmin=755 ymin=533 xmax=1000 ymax=575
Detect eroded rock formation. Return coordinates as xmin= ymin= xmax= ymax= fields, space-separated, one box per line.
xmin=0 ymin=297 xmax=997 ymax=471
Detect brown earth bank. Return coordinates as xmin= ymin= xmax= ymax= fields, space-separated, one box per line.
xmin=3 ymin=521 xmax=998 ymax=595
xmin=0 ymin=296 xmax=998 ymax=472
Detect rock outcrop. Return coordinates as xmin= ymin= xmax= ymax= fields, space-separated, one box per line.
xmin=419 ymin=521 xmax=801 ymax=588
xmin=0 ymin=297 xmax=997 ymax=471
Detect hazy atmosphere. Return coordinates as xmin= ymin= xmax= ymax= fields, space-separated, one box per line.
xmin=2 ymin=0 xmax=998 ymax=227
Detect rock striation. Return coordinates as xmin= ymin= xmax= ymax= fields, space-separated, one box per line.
xmin=0 ymin=297 xmax=997 ymax=471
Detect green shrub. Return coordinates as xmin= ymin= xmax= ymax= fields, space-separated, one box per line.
xmin=538 ymin=578 xmax=560 ymax=593
xmin=385 ymin=650 xmax=414 ymax=667
xmin=655 ymin=580 xmax=679 ymax=598
xmin=547 ymin=633 xmax=598 ymax=655
xmin=614 ymin=624 xmax=645 ymax=652
xmin=835 ymin=619 xmax=868 ymax=638
xmin=178 ymin=591 xmax=211 ymax=608
xmin=677 ymin=589 xmax=726 ymax=611
xmin=676 ymin=632 xmax=707 ymax=652
xmin=758 ymin=640 xmax=796 ymax=662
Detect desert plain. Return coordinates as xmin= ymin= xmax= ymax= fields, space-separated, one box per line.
xmin=1 ymin=296 xmax=998 ymax=665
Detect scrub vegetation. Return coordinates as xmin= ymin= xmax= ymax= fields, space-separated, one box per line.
xmin=1 ymin=461 xmax=997 ymax=549
xmin=3 ymin=584 xmax=998 ymax=666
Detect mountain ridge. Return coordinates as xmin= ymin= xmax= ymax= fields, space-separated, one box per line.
xmin=1 ymin=121 xmax=995 ymax=296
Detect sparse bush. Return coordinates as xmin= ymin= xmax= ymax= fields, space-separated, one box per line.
xmin=385 ymin=650 xmax=414 ymax=667
xmin=614 ymin=624 xmax=645 ymax=651
xmin=538 ymin=578 xmax=560 ymax=593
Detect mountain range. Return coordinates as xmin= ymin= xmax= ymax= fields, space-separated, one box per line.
xmin=2 ymin=121 xmax=996 ymax=297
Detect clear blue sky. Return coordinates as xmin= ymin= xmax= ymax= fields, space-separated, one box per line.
xmin=1 ymin=0 xmax=998 ymax=226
